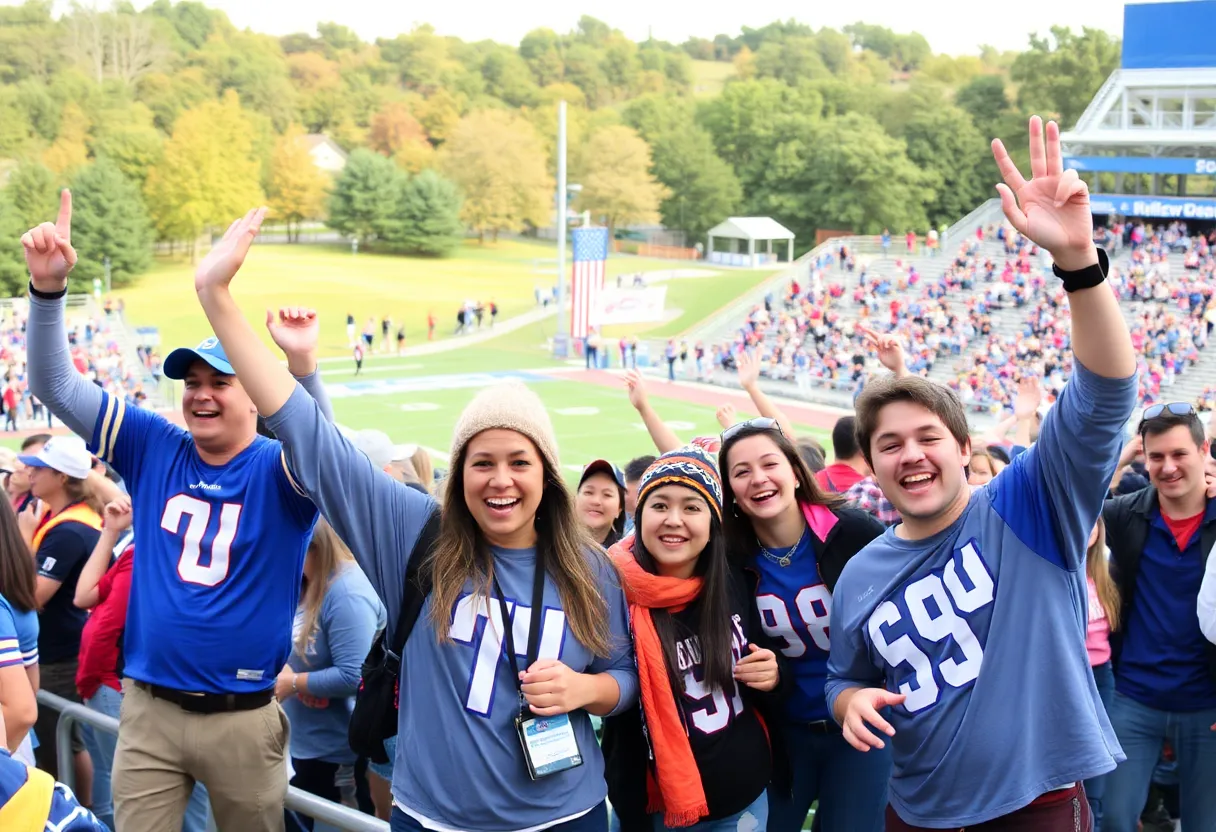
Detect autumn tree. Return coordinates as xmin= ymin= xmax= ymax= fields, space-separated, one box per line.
xmin=268 ymin=124 xmax=328 ymax=242
xmin=68 ymin=160 xmax=153 ymax=288
xmin=441 ymin=109 xmax=551 ymax=242
xmin=143 ymin=91 xmax=264 ymax=258
xmin=575 ymin=126 xmax=668 ymax=234
xmin=369 ymin=102 xmax=428 ymax=155
xmin=42 ymin=102 xmax=90 ymax=175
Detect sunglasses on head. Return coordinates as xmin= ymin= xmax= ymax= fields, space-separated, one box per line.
xmin=721 ymin=417 xmax=783 ymax=443
xmin=1137 ymin=401 xmax=1197 ymax=434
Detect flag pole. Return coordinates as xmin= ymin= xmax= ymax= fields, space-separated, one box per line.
xmin=554 ymin=99 xmax=568 ymax=358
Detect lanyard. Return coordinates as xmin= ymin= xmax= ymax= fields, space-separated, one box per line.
xmin=491 ymin=551 xmax=547 ymax=699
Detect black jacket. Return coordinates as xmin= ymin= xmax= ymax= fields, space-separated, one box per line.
xmin=1102 ymin=487 xmax=1216 ymax=683
xmin=602 ymin=565 xmax=792 ymax=832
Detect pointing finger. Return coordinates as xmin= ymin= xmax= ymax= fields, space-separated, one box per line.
xmin=55 ymin=189 xmax=72 ymax=241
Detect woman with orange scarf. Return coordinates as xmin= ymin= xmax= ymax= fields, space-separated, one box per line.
xmin=602 ymin=446 xmax=790 ymax=832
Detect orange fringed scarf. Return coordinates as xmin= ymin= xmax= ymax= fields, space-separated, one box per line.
xmin=609 ymin=535 xmax=709 ymax=828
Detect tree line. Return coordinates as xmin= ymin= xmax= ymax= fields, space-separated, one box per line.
xmin=0 ymin=0 xmax=1122 ymax=294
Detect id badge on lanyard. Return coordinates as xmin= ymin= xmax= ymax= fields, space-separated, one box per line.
xmin=494 ymin=561 xmax=584 ymax=781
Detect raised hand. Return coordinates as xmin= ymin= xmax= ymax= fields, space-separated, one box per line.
xmin=736 ymin=349 xmax=760 ymax=390
xmin=1012 ymin=375 xmax=1042 ymax=421
xmin=103 ymin=497 xmax=133 ymax=532
xmin=841 ymin=687 xmax=906 ymax=752
xmin=22 ymin=189 xmax=77 ymax=293
xmin=716 ymin=402 xmax=736 ymax=430
xmin=992 ymin=117 xmax=1098 ymax=271
xmin=266 ymin=307 xmax=320 ymax=360
xmin=195 ymin=207 xmax=268 ymax=295
xmin=624 ymin=370 xmax=648 ymax=412
xmin=857 ymin=324 xmax=907 ymax=377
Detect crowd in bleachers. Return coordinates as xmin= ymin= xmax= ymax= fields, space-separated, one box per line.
xmin=0 ymin=302 xmax=153 ymax=432
xmin=707 ymin=220 xmax=1216 ymax=420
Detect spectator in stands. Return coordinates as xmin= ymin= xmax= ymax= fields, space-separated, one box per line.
xmin=964 ymin=447 xmax=1002 ymax=485
xmin=796 ymin=438 xmax=826 ymax=474
xmin=0 ymin=707 xmax=107 ymax=831
xmin=24 ymin=195 xmax=335 ymax=832
xmin=17 ymin=436 xmax=101 ymax=791
xmin=816 ymin=417 xmax=869 ymax=494
xmin=576 ymin=461 xmax=626 ymax=549
xmin=195 ymin=207 xmax=638 ymax=832
xmin=603 ymin=446 xmax=787 ymax=831
xmin=828 ymin=117 xmax=1136 ymax=829
xmin=623 ymin=455 xmax=656 ymax=536
xmin=0 ymin=496 xmax=38 ymax=761
xmin=7 ymin=434 xmax=50 ymax=514
xmin=278 ymin=519 xmax=384 ymax=829
xmin=718 ymin=419 xmax=887 ymax=831
xmin=409 ymin=448 xmax=433 ymax=494
xmin=1102 ymin=403 xmax=1216 ymax=832
xmin=1083 ymin=517 xmax=1119 ymax=832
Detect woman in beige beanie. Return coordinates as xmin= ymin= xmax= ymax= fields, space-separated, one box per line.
xmin=193 ymin=210 xmax=639 ymax=832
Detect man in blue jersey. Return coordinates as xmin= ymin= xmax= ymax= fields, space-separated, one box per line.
xmin=825 ymin=116 xmax=1138 ymax=830
xmin=21 ymin=192 xmax=328 ymax=832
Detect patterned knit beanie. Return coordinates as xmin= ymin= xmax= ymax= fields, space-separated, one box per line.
xmin=449 ymin=380 xmax=561 ymax=473
xmin=636 ymin=445 xmax=723 ymax=520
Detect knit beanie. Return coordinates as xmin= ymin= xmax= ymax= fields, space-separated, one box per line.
xmin=636 ymin=445 xmax=723 ymax=520
xmin=449 ymin=380 xmax=561 ymax=472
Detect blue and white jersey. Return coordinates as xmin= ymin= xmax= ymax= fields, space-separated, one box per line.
xmin=89 ymin=391 xmax=318 ymax=694
xmin=0 ymin=595 xmax=38 ymax=670
xmin=827 ymin=362 xmax=1135 ymax=827
xmin=753 ymin=536 xmax=833 ymax=721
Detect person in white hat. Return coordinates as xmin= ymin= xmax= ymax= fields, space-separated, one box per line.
xmin=16 ymin=434 xmax=103 ymax=786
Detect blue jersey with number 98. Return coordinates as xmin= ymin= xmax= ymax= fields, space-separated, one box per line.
xmin=89 ymin=390 xmax=318 ymax=694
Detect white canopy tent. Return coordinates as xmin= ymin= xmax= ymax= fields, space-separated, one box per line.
xmin=705 ymin=217 xmax=795 ymax=267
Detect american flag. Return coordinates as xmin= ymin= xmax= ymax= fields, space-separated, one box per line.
xmin=571 ymin=227 xmax=609 ymax=340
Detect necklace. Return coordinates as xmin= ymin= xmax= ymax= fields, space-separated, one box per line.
xmin=758 ymin=523 xmax=808 ymax=568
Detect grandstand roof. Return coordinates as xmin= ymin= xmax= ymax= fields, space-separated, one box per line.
xmin=706 ymin=217 xmax=795 ymax=241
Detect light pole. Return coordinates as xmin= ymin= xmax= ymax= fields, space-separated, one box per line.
xmin=554 ymin=100 xmax=569 ymax=358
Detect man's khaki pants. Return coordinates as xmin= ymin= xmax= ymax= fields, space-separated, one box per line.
xmin=112 ymin=679 xmax=290 ymax=832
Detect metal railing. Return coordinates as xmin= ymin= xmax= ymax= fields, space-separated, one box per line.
xmin=37 ymin=690 xmax=389 ymax=832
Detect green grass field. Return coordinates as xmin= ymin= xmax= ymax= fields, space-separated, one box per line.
xmin=318 ymin=372 xmax=830 ymax=478
xmin=118 ymin=240 xmax=775 ymax=356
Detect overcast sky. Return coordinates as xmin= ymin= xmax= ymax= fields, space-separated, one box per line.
xmin=12 ymin=0 xmax=1140 ymax=56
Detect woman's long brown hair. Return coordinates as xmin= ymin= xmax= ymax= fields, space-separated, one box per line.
xmin=295 ymin=519 xmax=357 ymax=659
xmin=427 ymin=439 xmax=613 ymax=657
xmin=1086 ymin=517 xmax=1120 ymax=632
xmin=719 ymin=424 xmax=844 ymax=563
xmin=0 ymin=498 xmax=36 ymax=613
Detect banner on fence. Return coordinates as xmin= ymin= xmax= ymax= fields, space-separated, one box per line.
xmin=590 ymin=287 xmax=668 ymax=326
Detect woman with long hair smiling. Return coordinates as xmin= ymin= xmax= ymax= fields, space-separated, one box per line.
xmin=193 ymin=209 xmax=638 ymax=832
xmin=718 ymin=418 xmax=887 ymax=832
xmin=603 ymin=446 xmax=788 ymax=832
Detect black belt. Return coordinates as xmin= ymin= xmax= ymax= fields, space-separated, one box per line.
xmin=135 ymin=681 xmax=274 ymax=714
xmin=806 ymin=719 xmax=841 ymax=735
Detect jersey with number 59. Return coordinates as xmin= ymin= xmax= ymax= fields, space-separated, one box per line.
xmin=826 ymin=362 xmax=1135 ymax=828
xmin=90 ymin=389 xmax=318 ymax=694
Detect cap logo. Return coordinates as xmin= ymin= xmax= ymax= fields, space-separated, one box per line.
xmin=197 ymin=337 xmax=219 ymax=350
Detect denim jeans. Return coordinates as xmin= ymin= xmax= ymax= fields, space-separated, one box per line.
xmin=651 ymin=792 xmax=766 ymax=832
xmin=1101 ymin=690 xmax=1216 ymax=832
xmin=766 ymin=722 xmax=889 ymax=832
xmin=392 ymin=800 xmax=607 ymax=832
xmin=1084 ymin=661 xmax=1114 ymax=831
xmin=84 ymin=684 xmax=212 ymax=832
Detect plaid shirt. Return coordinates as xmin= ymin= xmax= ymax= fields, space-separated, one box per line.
xmin=844 ymin=476 xmax=900 ymax=526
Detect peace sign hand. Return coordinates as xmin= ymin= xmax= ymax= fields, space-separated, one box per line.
xmin=991 ymin=117 xmax=1098 ymax=272
xmin=857 ymin=324 xmax=906 ymax=376
xmin=22 ymin=189 xmax=77 ymax=293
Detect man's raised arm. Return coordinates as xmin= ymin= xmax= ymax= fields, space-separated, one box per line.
xmin=22 ymin=190 xmax=103 ymax=438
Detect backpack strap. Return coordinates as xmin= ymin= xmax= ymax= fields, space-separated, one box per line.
xmin=386 ymin=508 xmax=439 ymax=672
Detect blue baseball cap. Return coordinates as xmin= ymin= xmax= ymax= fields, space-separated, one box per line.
xmin=580 ymin=459 xmax=625 ymax=490
xmin=163 ymin=337 xmax=235 ymax=380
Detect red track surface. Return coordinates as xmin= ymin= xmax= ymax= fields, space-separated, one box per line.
xmin=555 ymin=369 xmax=849 ymax=431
